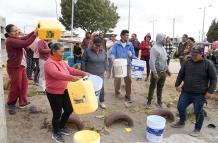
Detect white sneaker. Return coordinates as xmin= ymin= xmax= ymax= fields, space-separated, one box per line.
xmin=99 ymin=102 xmax=107 ymax=109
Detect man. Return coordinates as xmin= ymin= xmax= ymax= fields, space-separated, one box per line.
xmin=164 ymin=36 xmax=173 ymax=65
xmin=82 ymin=37 xmax=108 ymax=109
xmin=81 ymin=32 xmax=91 ymax=50
xmin=210 ymin=41 xmax=218 ymax=73
xmin=99 ymin=32 xmax=107 ymax=51
xmin=171 ymin=44 xmax=217 ymax=137
xmin=130 ymin=33 xmax=140 ymax=58
xmin=106 ymin=34 xmax=117 ymax=78
xmin=146 ymin=33 xmax=170 ymax=108
xmin=110 ymin=30 xmax=136 ymax=103
xmin=177 ymin=34 xmax=188 ymax=66
xmin=183 ymin=37 xmax=195 ymax=61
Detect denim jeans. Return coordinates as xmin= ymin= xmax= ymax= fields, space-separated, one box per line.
xmin=177 ymin=91 xmax=206 ymax=131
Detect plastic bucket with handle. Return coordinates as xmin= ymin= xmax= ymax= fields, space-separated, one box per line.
xmin=88 ymin=75 xmax=103 ymax=100
xmin=146 ymin=115 xmax=166 ymax=143
xmin=113 ymin=59 xmax=127 ymax=78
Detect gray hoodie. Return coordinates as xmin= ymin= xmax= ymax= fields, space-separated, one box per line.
xmin=149 ymin=33 xmax=168 ymax=75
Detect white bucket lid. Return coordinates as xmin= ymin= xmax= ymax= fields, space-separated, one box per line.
xmin=88 ymin=75 xmax=103 ymax=91
xmin=147 ymin=115 xmax=166 ymax=129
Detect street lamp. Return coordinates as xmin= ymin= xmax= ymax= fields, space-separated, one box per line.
xmin=199 ymin=5 xmax=212 ymax=41
xmin=150 ymin=19 xmax=157 ymax=41
xmin=128 ymin=0 xmax=131 ymax=31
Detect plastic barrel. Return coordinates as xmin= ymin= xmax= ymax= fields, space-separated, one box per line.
xmin=113 ymin=59 xmax=127 ymax=78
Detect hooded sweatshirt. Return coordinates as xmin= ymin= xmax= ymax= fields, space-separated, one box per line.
xmin=149 ymin=33 xmax=168 ymax=75
xmin=139 ymin=33 xmax=151 ymax=57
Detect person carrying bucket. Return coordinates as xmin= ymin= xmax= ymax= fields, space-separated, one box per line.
xmin=81 ymin=37 xmax=108 ymax=109
xmin=110 ymin=30 xmax=137 ymax=103
xmin=172 ymin=44 xmax=217 ymax=137
xmin=44 ymin=43 xmax=88 ymax=143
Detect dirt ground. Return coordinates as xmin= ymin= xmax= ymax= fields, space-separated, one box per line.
xmin=4 ymin=67 xmax=218 ymax=143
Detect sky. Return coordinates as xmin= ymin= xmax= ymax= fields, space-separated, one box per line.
xmin=0 ymin=0 xmax=218 ymax=42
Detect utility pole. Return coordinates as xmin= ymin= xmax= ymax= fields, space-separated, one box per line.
xmin=151 ymin=19 xmax=157 ymax=41
xmin=202 ymin=7 xmax=205 ymax=41
xmin=173 ymin=18 xmax=175 ymax=38
xmin=0 ymin=17 xmax=7 ymax=142
xmin=71 ymin=0 xmax=75 ymax=56
xmin=128 ymin=0 xmax=131 ymax=31
xmin=199 ymin=5 xmax=212 ymax=42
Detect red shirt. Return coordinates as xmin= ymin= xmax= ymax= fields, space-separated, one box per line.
xmin=38 ymin=40 xmax=50 ymax=61
xmin=140 ymin=40 xmax=150 ymax=57
xmin=44 ymin=57 xmax=86 ymax=94
xmin=6 ymin=32 xmax=36 ymax=68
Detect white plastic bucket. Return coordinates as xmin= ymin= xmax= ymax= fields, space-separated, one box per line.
xmin=113 ymin=59 xmax=127 ymax=78
xmin=88 ymin=75 xmax=103 ymax=100
xmin=146 ymin=115 xmax=166 ymax=143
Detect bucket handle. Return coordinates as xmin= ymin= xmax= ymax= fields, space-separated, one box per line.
xmin=82 ymin=76 xmax=89 ymax=81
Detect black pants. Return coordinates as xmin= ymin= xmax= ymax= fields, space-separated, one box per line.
xmin=33 ymin=58 xmax=39 ymax=83
xmin=134 ymin=48 xmax=139 ymax=58
xmin=141 ymin=56 xmax=150 ymax=78
xmin=47 ymin=90 xmax=73 ymax=134
xmin=147 ymin=72 xmax=166 ymax=104
xmin=26 ymin=49 xmax=34 ymax=79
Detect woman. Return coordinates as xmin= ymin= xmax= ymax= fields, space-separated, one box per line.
xmin=44 ymin=43 xmax=87 ymax=143
xmin=38 ymin=39 xmax=51 ymax=92
xmin=140 ymin=33 xmax=151 ymax=81
xmin=81 ymin=37 xmax=108 ymax=109
xmin=5 ymin=24 xmax=37 ymax=114
xmin=73 ymin=43 xmax=82 ymax=64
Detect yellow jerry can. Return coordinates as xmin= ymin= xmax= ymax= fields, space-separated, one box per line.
xmin=67 ymin=77 xmax=98 ymax=115
xmin=37 ymin=20 xmax=62 ymax=40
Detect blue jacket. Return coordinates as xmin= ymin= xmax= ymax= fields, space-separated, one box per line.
xmin=110 ymin=40 xmax=136 ymax=65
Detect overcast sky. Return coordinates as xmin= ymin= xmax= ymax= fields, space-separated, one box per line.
xmin=0 ymin=0 xmax=217 ymax=41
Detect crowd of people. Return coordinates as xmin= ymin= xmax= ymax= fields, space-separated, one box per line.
xmin=4 ymin=23 xmax=218 ymax=143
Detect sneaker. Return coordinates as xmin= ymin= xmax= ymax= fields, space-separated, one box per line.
xmin=19 ymin=102 xmax=31 ymax=109
xmin=52 ymin=133 xmax=64 ymax=143
xmin=99 ymin=102 xmax=107 ymax=109
xmin=189 ymin=129 xmax=201 ymax=137
xmin=60 ymin=127 xmax=73 ymax=136
xmin=125 ymin=97 xmax=132 ymax=103
xmin=171 ymin=121 xmax=185 ymax=128
xmin=8 ymin=104 xmax=16 ymax=115
xmin=146 ymin=102 xmax=151 ymax=109
xmin=115 ymin=91 xmax=121 ymax=97
xmin=157 ymin=102 xmax=163 ymax=108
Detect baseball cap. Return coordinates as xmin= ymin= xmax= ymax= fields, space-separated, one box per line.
xmin=93 ymin=37 xmax=102 ymax=46
xmin=191 ymin=44 xmax=204 ymax=56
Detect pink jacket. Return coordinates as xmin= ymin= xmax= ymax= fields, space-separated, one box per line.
xmin=44 ymin=57 xmax=86 ymax=94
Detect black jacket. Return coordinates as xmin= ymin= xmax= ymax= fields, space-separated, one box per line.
xmin=175 ymin=59 xmax=217 ymax=94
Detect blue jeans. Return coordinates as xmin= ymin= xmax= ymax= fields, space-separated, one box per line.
xmin=177 ymin=91 xmax=206 ymax=131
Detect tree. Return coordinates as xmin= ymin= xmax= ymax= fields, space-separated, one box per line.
xmin=207 ymin=19 xmax=218 ymax=42
xmin=59 ymin=0 xmax=120 ymax=33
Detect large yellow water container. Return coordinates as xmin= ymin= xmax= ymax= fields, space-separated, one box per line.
xmin=73 ymin=130 xmax=100 ymax=143
xmin=67 ymin=77 xmax=98 ymax=115
xmin=37 ymin=20 xmax=62 ymax=40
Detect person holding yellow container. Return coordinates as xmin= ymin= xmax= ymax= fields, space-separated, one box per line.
xmin=44 ymin=43 xmax=88 ymax=143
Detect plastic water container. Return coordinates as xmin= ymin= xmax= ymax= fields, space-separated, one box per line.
xmin=146 ymin=115 xmax=166 ymax=143
xmin=73 ymin=130 xmax=100 ymax=143
xmin=67 ymin=56 xmax=74 ymax=67
xmin=131 ymin=59 xmax=145 ymax=78
xmin=37 ymin=20 xmax=62 ymax=40
xmin=88 ymin=75 xmax=103 ymax=101
xmin=67 ymin=77 xmax=98 ymax=115
xmin=113 ymin=59 xmax=127 ymax=78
